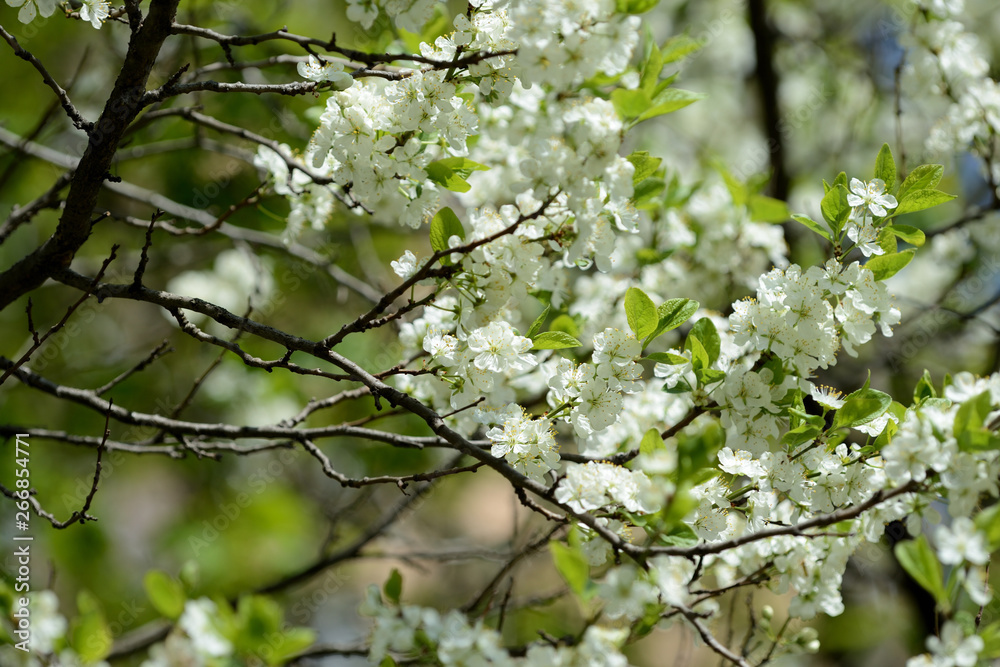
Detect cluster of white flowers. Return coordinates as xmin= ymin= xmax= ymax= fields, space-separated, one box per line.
xmin=142 ymin=600 xmax=234 ymax=667
xmin=554 ymin=461 xmax=660 ymax=514
xmin=484 ymin=405 xmax=559 ymax=481
xmin=361 ymin=585 xmax=631 ymax=667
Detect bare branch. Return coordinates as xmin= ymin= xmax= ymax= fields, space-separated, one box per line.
xmin=0 ymin=24 xmax=93 ymax=133
xmin=0 ymin=247 xmax=119 ymax=387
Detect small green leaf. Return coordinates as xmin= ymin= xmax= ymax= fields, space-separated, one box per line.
xmin=820 ymin=184 xmax=851 ymax=234
xmin=791 ymin=214 xmax=832 ymax=241
xmin=645 ymin=352 xmax=690 ymax=365
xmin=384 ymin=569 xmax=403 ymax=604
xmin=875 ymin=143 xmax=896 ymax=191
xmin=640 ymin=427 xmax=664 ymax=455
xmin=865 ymin=249 xmax=915 ymax=281
xmin=979 ymin=619 xmax=1000 ymax=659
xmin=550 ymin=542 xmax=589 ymax=597
xmin=913 ymin=370 xmax=937 ymax=403
xmin=888 ymin=224 xmax=926 ymax=247
xmin=618 ymin=0 xmax=662 ymax=14
xmin=895 ymin=536 xmax=948 ymax=607
xmin=831 ymin=387 xmax=892 ymax=431
xmin=531 ymin=331 xmax=582 ymax=350
xmin=429 ymin=207 xmax=465 ymax=252
xmin=748 ymin=195 xmax=790 ymax=223
xmin=144 ymin=571 xmax=186 ymax=620
xmin=954 ymin=390 xmax=1000 ymax=451
xmin=426 ymin=161 xmax=470 ymax=192
xmin=895 ymin=189 xmax=956 ymax=216
xmin=625 ymin=287 xmax=659 ymax=340
xmin=687 ymin=318 xmax=720 ymax=366
xmin=897 ymin=164 xmax=943 ymax=203
xmin=647 ymin=298 xmax=699 ymax=343
xmin=267 ymin=628 xmax=318 ymax=665
xmin=627 ymin=151 xmax=663 ymax=185
xmin=781 ymin=424 xmax=823 ymax=448
xmin=612 ymin=88 xmax=652 ymax=119
xmin=659 ymin=34 xmax=703 ymax=64
xmin=658 ymin=523 xmax=699 ymax=547
xmin=975 ymin=504 xmax=1000 ymax=552
xmin=639 ymin=42 xmax=663 ymax=93
xmin=695 ymin=368 xmax=726 ymax=385
xmin=549 ymin=314 xmax=580 ymax=338
xmin=526 ymin=305 xmax=550 ymax=340
xmin=685 ymin=334 xmax=709 ymax=371
xmin=636 ymin=88 xmax=705 ymax=122
xmin=433 ymin=156 xmax=490 ymax=178
xmin=72 ymin=592 xmax=113 ymax=664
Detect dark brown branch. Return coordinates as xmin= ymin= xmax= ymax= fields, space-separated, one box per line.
xmin=747 ymin=0 xmax=788 ymax=200
xmin=0 ymin=0 xmax=182 ymax=312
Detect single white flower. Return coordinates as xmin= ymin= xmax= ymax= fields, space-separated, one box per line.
xmin=390 ymin=250 xmax=419 ymax=279
xmin=936 ymin=517 xmax=990 ymax=565
xmin=79 ymin=0 xmax=110 ymax=28
xmin=847 ymin=177 xmax=898 ymax=217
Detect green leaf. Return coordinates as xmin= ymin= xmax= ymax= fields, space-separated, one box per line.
xmin=875 ymin=143 xmax=896 ymax=191
xmin=627 ymin=151 xmax=663 ymax=185
xmin=820 ymin=184 xmax=851 ymax=234
xmin=645 ymin=352 xmax=690 ymax=365
xmin=865 ymin=249 xmax=914 ymax=281
xmin=636 ymin=88 xmax=705 ymax=122
xmin=791 ymin=214 xmax=832 ymax=241
xmin=659 ymin=34 xmax=703 ymax=64
xmin=685 ymin=334 xmax=709 ymax=371
xmin=872 ymin=401 xmax=907 ymax=451
xmin=954 ymin=390 xmax=1000 ymax=451
xmin=611 ymin=88 xmax=651 ymax=119
xmin=895 ymin=536 xmax=948 ymax=607
xmin=831 ymin=387 xmax=892 ymax=431
xmin=617 ymin=0 xmax=662 ymax=14
xmin=640 ymin=427 xmax=664 ymax=455
xmin=781 ymin=424 xmax=823 ymax=448
xmin=267 ymin=628 xmax=318 ymax=665
xmin=144 ymin=571 xmax=186 ymax=620
xmin=895 ymin=189 xmax=956 ymax=216
xmin=429 ymin=207 xmax=465 ymax=252
xmin=877 ymin=227 xmax=898 ymax=256
xmin=425 ymin=158 xmax=488 ymax=193
xmin=550 ymin=542 xmax=589 ymax=597
xmin=658 ymin=523 xmax=699 ymax=547
xmin=913 ymin=370 xmax=937 ymax=403
xmin=687 ymin=318 xmax=720 ymax=366
xmin=979 ymin=619 xmax=1000 ymax=659
xmin=433 ymin=156 xmax=490 ymax=178
xmin=633 ymin=177 xmax=666 ymax=208
xmin=748 ymin=195 xmax=790 ymax=223
xmin=647 ymin=298 xmax=699 ymax=343
xmin=550 ymin=314 xmax=580 ymax=338
xmin=72 ymin=592 xmax=113 ymax=664
xmin=897 ymin=164 xmax=943 ymax=203
xmin=639 ymin=41 xmax=663 ymax=93
xmin=975 ymin=504 xmax=1000 ymax=552
xmin=383 ymin=569 xmax=403 ymax=604
xmin=531 ymin=331 xmax=582 ymax=350
xmin=526 ymin=306 xmax=550 ymax=340
xmin=625 ymin=287 xmax=658 ymax=340
xmin=888 ymin=224 xmax=926 ymax=247
xmin=695 ymin=367 xmax=727 ymax=385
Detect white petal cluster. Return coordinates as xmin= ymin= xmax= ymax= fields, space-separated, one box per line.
xmin=485 ymin=405 xmax=559 ymax=482
xmin=554 ymin=461 xmax=660 ymax=514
